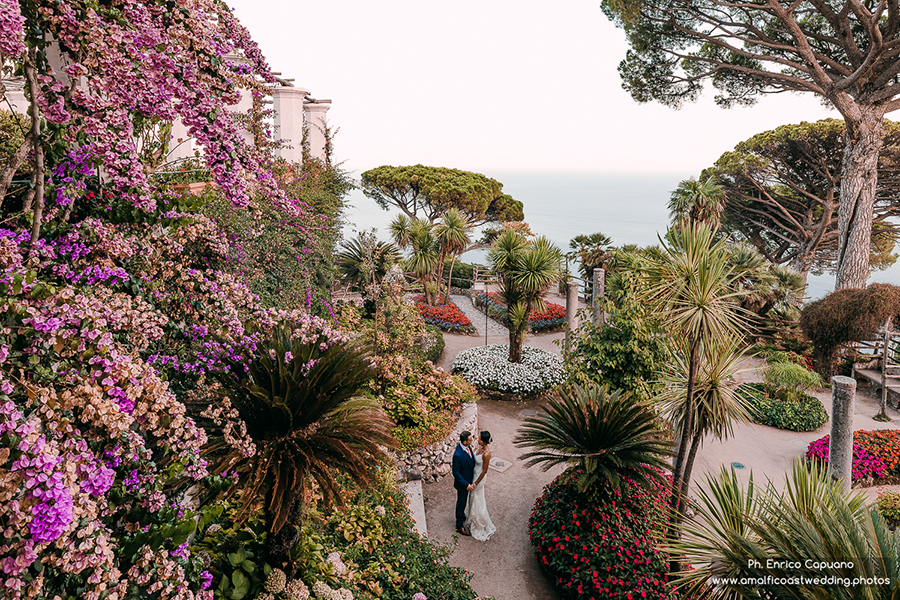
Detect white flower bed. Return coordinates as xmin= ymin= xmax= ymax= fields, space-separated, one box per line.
xmin=451 ymin=344 xmax=566 ymax=395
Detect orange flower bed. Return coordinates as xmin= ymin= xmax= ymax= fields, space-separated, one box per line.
xmin=854 ymin=429 xmax=900 ymax=475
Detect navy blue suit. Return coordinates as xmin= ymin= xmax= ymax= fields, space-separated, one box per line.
xmin=452 ymin=442 xmax=475 ymax=529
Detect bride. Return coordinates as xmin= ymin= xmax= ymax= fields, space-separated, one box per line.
xmin=465 ymin=431 xmax=496 ymax=541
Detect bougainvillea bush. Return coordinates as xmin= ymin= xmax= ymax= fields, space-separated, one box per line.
xmin=806 ymin=434 xmax=891 ymax=483
xmin=413 ymin=295 xmax=475 ymax=333
xmin=475 ymin=291 xmax=566 ymax=332
xmin=0 ymin=223 xmax=220 ymax=598
xmin=451 ymin=344 xmax=566 ymax=395
xmin=529 ymin=468 xmax=675 ymax=600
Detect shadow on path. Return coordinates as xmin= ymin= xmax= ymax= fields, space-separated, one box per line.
xmin=421 ymin=397 xmax=565 ymax=600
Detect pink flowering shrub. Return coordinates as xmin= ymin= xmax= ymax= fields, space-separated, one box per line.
xmin=13 ymin=0 xmax=278 ymax=210
xmin=806 ymin=436 xmax=887 ymax=481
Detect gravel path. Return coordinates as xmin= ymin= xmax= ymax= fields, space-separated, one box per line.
xmin=450 ymin=294 xmax=509 ymax=338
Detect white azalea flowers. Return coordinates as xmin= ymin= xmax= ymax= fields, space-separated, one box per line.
xmin=451 ymin=345 xmax=566 ymax=395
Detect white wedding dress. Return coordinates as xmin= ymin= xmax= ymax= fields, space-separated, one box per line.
xmin=465 ymin=453 xmax=496 ymax=541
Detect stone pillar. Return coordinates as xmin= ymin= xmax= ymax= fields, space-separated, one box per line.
xmin=830 ymin=375 xmax=857 ymax=495
xmin=272 ymin=86 xmax=309 ymax=164
xmin=303 ymin=100 xmax=331 ymax=163
xmin=592 ymin=268 xmax=606 ymax=326
xmin=565 ymin=281 xmax=578 ymax=351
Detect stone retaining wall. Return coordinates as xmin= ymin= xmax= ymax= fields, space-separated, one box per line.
xmin=394 ymin=402 xmax=478 ymax=483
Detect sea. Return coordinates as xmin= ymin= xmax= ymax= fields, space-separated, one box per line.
xmin=341 ymin=170 xmax=900 ymax=302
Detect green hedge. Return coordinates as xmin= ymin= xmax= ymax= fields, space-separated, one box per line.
xmin=421 ymin=324 xmax=445 ymax=363
xmin=738 ymin=383 xmax=828 ymax=432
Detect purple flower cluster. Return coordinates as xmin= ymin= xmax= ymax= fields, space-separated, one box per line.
xmin=806 ymin=436 xmax=887 ymax=481
xmin=49 ymin=145 xmax=96 ymax=206
xmin=0 ymin=0 xmax=25 ymax=58
xmin=74 ymin=265 xmax=130 ymax=286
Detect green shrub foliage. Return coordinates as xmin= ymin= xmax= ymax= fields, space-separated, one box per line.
xmin=763 ymin=361 xmax=825 ymax=402
xmin=421 ymin=324 xmax=445 ymax=363
xmin=878 ymin=492 xmax=900 ymax=528
xmin=738 ymin=383 xmax=828 ymax=432
xmin=528 ymin=468 xmax=675 ymax=600
xmin=565 ymin=284 xmax=668 ymax=403
xmin=799 ymin=283 xmax=900 ymax=376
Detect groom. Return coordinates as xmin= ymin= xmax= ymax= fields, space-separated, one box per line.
xmin=451 ymin=430 xmax=476 ymax=536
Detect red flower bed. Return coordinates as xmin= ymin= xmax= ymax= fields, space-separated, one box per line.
xmin=476 ymin=291 xmax=566 ymax=331
xmin=529 ymin=469 xmax=675 ymax=599
xmin=413 ymin=295 xmax=474 ymax=333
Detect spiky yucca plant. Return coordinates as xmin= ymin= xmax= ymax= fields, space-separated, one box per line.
xmin=513 ymin=382 xmax=671 ymax=499
xmin=207 ymin=325 xmax=396 ymax=568
xmin=672 ymin=459 xmax=900 ymax=600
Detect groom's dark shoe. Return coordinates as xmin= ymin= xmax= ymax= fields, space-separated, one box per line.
xmin=456 ymin=526 xmax=471 ymax=536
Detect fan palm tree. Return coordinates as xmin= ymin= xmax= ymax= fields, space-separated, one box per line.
xmin=655 ymin=334 xmax=752 ymax=517
xmin=433 ymin=208 xmax=471 ymax=301
xmin=488 ymin=231 xmax=562 ymax=362
xmin=206 ymin=325 xmax=397 ymax=569
xmin=672 ymin=460 xmax=900 ymax=600
xmin=513 ymin=382 xmax=671 ymax=498
xmin=669 ymin=175 xmax=725 ymax=228
xmin=640 ymin=223 xmax=749 ymax=540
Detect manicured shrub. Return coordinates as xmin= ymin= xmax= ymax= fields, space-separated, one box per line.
xmin=413 ymin=295 xmax=475 ymax=333
xmin=371 ymin=353 xmax=476 ymax=450
xmin=799 ymin=283 xmax=900 ymax=376
xmin=529 ymin=468 xmax=675 ymax=600
xmin=738 ymin=383 xmax=828 ymax=432
xmin=877 ymin=491 xmax=900 ymax=528
xmin=807 ymin=435 xmax=888 ymax=481
xmin=421 ymin=324 xmax=445 ymax=363
xmin=451 ymin=344 xmax=566 ymax=395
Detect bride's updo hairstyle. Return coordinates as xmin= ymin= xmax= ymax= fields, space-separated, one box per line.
xmin=480 ymin=431 xmax=492 ymax=445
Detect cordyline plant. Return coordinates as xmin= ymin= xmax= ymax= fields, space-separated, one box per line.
xmin=488 ymin=230 xmax=562 ymax=363
xmin=205 ymin=324 xmax=396 ymax=570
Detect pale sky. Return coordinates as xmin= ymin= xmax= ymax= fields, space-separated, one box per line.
xmin=227 ymin=0 xmax=836 ymax=177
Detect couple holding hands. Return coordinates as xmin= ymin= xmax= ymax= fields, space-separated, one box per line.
xmin=451 ymin=430 xmax=496 ymax=541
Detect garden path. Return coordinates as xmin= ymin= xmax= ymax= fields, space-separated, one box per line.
xmin=694 ymin=357 xmax=900 ymax=502
xmin=423 ymin=308 xmax=900 ymax=599
xmin=450 ymin=294 xmax=509 ymax=338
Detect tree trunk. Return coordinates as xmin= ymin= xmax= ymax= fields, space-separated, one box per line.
xmin=835 ymin=106 xmax=885 ymax=290
xmin=0 ymin=131 xmax=36 ymax=209
xmin=508 ymin=327 xmax=522 ymax=363
xmin=667 ymin=338 xmax=699 ymax=572
xmin=23 ymin=50 xmax=45 ymax=252
xmin=265 ymin=498 xmax=304 ymax=575
xmin=446 ymin=255 xmax=458 ymax=301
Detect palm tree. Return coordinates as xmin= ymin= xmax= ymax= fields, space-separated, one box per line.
xmin=389 ymin=213 xmax=414 ymax=250
xmin=669 ymin=175 xmax=725 ymax=228
xmin=206 ymin=325 xmax=396 ymax=570
xmin=672 ymin=460 xmax=900 ymax=600
xmin=488 ymin=230 xmax=562 ymax=362
xmin=655 ymin=334 xmax=751 ymax=518
xmin=433 ymin=208 xmax=471 ymax=301
xmin=513 ymin=382 xmax=671 ymax=498
xmin=405 ymin=218 xmax=440 ymax=305
xmin=337 ymin=237 xmax=401 ymax=292
xmin=640 ymin=223 xmax=749 ymax=539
